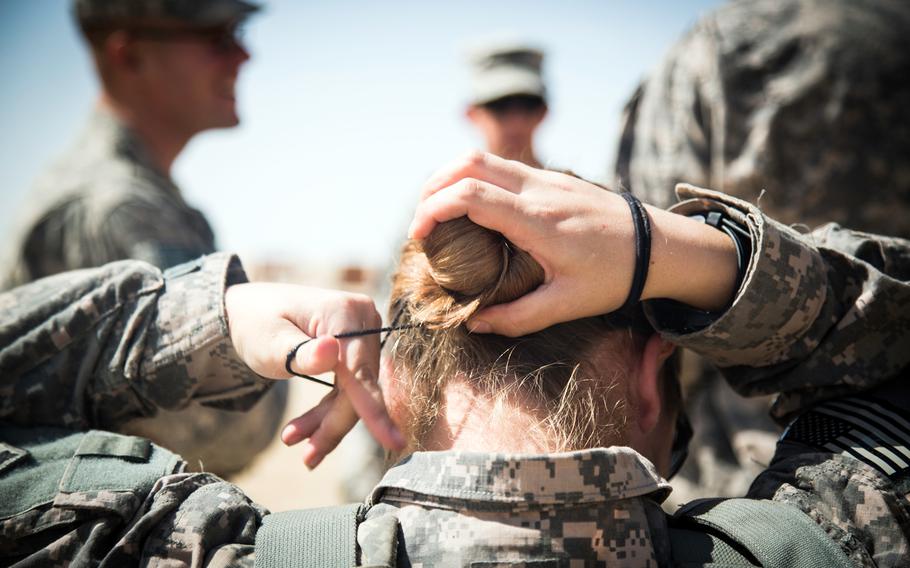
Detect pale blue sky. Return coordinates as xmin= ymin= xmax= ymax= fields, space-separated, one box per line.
xmin=0 ymin=0 xmax=723 ymax=267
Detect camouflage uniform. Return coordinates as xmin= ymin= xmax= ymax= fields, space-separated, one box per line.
xmin=613 ymin=0 xmax=910 ymax=506
xmin=0 ymin=0 xmax=287 ymax=476
xmin=614 ymin=0 xmax=910 ymax=237
xmin=1 ymin=188 xmax=909 ymax=566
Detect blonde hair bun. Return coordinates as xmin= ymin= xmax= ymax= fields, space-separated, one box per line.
xmin=403 ymin=217 xmax=544 ymax=328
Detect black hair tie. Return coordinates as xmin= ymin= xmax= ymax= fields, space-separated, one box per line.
xmin=618 ymin=192 xmax=652 ymax=312
xmin=283 ymin=323 xmax=415 ymax=388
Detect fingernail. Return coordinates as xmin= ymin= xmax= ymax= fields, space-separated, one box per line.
xmin=467 ymin=320 xmax=492 ymax=334
xmin=281 ymin=424 xmax=297 ymax=445
xmin=301 ymin=441 xmax=322 ymax=469
xmin=406 ymin=220 xmax=417 ymax=239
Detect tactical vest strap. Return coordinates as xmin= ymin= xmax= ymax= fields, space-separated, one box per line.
xmin=670 ymin=498 xmax=853 ymax=568
xmin=255 ymin=503 xmax=364 ymax=568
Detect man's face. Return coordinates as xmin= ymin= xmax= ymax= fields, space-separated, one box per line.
xmin=131 ymin=25 xmax=250 ymax=135
xmin=467 ymin=95 xmax=547 ymax=156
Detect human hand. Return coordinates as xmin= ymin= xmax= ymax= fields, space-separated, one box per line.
xmin=224 ymin=283 xmax=404 ymax=468
xmin=409 ymin=152 xmax=737 ymax=336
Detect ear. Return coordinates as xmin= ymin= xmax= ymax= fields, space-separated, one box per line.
xmin=104 ymin=30 xmax=141 ymax=72
xmin=465 ymin=105 xmax=481 ymax=124
xmin=634 ymin=334 xmax=677 ymax=434
xmin=532 ymin=105 xmax=548 ymax=126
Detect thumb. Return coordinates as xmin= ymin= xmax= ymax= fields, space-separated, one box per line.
xmin=290 ymin=335 xmax=340 ymax=378
xmin=467 ymin=283 xmax=570 ymax=337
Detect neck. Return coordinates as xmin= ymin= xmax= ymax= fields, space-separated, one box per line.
xmin=489 ymin=143 xmax=542 ymax=168
xmin=419 ymin=380 xmax=554 ymax=454
xmin=98 ymin=95 xmax=191 ymax=175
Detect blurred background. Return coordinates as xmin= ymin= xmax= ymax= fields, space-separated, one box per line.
xmin=0 ymin=0 xmax=725 ymax=510
xmin=1 ymin=0 xmax=723 ymax=271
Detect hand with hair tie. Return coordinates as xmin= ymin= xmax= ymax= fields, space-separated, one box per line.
xmin=225 ymin=283 xmax=405 ymax=468
xmin=409 ymin=151 xmax=739 ymax=337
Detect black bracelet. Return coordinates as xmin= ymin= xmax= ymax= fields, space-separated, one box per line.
xmin=618 ymin=192 xmax=652 ymax=312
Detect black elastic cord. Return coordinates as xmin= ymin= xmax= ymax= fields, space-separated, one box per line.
xmin=618 ymin=192 xmax=652 ymax=312
xmin=285 ymin=324 xmax=414 ymax=388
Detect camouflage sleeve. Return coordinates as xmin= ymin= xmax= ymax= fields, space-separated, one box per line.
xmin=648 ymin=184 xmax=910 ymax=421
xmin=0 ymin=252 xmax=271 ymax=431
xmin=97 ymin=185 xmax=217 ymax=270
xmin=126 ymin=473 xmax=263 ymax=566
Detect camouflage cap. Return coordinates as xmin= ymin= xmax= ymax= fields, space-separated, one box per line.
xmin=74 ymin=0 xmax=261 ymax=29
xmin=468 ymin=42 xmax=547 ymax=106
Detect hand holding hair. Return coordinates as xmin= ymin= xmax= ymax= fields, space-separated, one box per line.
xmin=224 ymin=283 xmax=404 ymax=468
xmin=409 ymin=151 xmax=738 ymax=337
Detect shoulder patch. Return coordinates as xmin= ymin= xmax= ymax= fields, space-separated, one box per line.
xmin=782 ymin=397 xmax=910 ymax=478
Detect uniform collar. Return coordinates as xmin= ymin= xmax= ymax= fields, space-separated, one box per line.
xmin=84 ymin=108 xmax=181 ymax=196
xmin=371 ymin=446 xmax=670 ymax=508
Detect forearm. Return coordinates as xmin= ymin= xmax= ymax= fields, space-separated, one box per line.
xmin=642 ymin=204 xmax=738 ymax=311
xmin=0 ymin=253 xmax=269 ymax=430
xmin=648 ymin=184 xmax=910 ymax=420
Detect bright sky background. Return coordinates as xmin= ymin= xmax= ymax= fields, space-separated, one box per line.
xmin=0 ymin=0 xmax=723 ymax=269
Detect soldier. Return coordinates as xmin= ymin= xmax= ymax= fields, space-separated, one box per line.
xmin=2 ymin=154 xmax=908 ymax=565
xmin=465 ymin=43 xmax=549 ymax=168
xmin=612 ymin=0 xmax=910 ymax=504
xmin=339 ymin=42 xmax=556 ymax=502
xmin=0 ymin=0 xmax=288 ymax=475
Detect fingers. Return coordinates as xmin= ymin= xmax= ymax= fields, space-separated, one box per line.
xmin=280 ymin=390 xmax=357 ymax=469
xmin=290 ymin=335 xmax=339 ymax=376
xmin=281 ymin=395 xmax=331 ymax=446
xmin=420 ymin=150 xmax=527 ymax=201
xmin=334 ymin=324 xmax=405 ymax=452
xmin=408 ymin=178 xmax=520 ymax=240
xmin=467 ymin=282 xmax=580 ymax=337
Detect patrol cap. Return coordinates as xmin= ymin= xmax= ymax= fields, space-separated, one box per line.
xmin=468 ymin=43 xmax=546 ymax=106
xmin=74 ymin=0 xmax=261 ymax=30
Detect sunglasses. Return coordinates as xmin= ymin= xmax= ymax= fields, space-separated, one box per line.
xmin=482 ymin=95 xmax=547 ymax=116
xmin=117 ymin=24 xmax=246 ymax=53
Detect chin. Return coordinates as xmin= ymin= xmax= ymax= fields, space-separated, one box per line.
xmin=204 ymin=112 xmax=241 ymax=131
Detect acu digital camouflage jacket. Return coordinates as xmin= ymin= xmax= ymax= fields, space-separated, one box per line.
xmin=0 ymin=188 xmax=908 ymax=567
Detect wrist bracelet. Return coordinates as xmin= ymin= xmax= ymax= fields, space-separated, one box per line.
xmin=618 ymin=192 xmax=652 ymax=312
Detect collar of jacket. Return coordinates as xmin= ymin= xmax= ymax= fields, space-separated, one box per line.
xmin=370 ymin=446 xmax=671 ymax=509
xmin=85 ymin=108 xmax=182 ymax=197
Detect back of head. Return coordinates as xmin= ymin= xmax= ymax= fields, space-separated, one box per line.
xmin=616 ymin=0 xmax=910 ymax=237
xmin=388 ymin=217 xmax=645 ymax=452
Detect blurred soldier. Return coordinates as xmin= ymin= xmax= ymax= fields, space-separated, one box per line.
xmin=466 ymin=43 xmax=549 ymax=167
xmin=613 ymin=0 xmax=910 ymax=506
xmin=0 ymin=0 xmax=287 ymax=476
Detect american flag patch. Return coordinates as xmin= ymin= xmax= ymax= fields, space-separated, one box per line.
xmin=781 ymin=397 xmax=910 ymax=477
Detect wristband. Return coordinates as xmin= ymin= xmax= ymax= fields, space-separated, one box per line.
xmin=618 ymin=192 xmax=652 ymax=312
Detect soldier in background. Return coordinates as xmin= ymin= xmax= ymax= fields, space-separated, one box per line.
xmin=0 ymin=0 xmax=287 ymax=476
xmin=465 ymin=43 xmax=549 ymax=168
xmin=613 ymin=0 xmax=910 ymax=507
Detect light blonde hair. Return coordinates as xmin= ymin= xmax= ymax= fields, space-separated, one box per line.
xmin=387 ymin=217 xmax=647 ymax=452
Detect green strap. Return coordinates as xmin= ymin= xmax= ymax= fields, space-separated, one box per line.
xmin=255 ymin=504 xmax=363 ymax=568
xmin=673 ymin=498 xmax=853 ymax=568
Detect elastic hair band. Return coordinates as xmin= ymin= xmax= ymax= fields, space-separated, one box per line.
xmin=618 ymin=192 xmax=652 ymax=312
xmin=284 ymin=323 xmax=414 ymax=388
